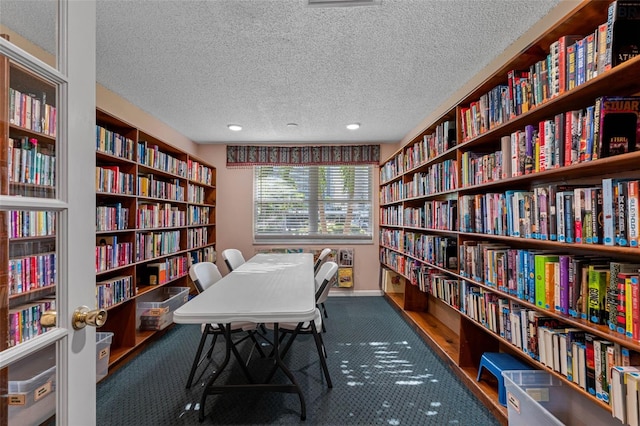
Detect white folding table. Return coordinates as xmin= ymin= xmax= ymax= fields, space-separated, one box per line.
xmin=173 ymin=252 xmax=316 ymax=422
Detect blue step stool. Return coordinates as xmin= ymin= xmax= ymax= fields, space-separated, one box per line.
xmin=476 ymin=352 xmax=533 ymax=406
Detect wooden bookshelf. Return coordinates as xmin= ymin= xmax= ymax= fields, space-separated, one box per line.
xmin=95 ymin=108 xmax=216 ymax=374
xmin=379 ymin=1 xmax=640 ymax=424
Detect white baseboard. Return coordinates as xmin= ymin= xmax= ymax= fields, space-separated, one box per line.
xmin=328 ymin=289 xmax=383 ymax=297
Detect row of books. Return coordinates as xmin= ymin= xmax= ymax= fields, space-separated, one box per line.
xmin=8 ymin=87 xmax=56 ymax=137
xmin=96 ymin=203 xmax=130 ymax=232
xmin=396 ymin=231 xmax=457 ymax=270
xmin=96 ymin=131 xmax=215 ymax=186
xmin=136 ymin=202 xmax=186 ymax=229
xmin=95 ymin=166 xmax=135 ymax=195
xmin=187 ymin=205 xmax=211 ymax=226
xmin=459 ymin=239 xmax=640 ymax=334
xmin=187 ymin=227 xmax=209 ymax=250
xmin=137 ymin=141 xmax=188 ymax=178
xmin=379 ymin=205 xmax=402 ymax=227
xmin=135 ymin=230 xmax=181 ymax=262
xmin=403 ymin=120 xmax=456 ymax=171
xmin=8 ymin=210 xmax=56 ymax=239
xmin=414 ymin=267 xmax=460 ymax=308
xmin=460 ymin=149 xmax=504 ymax=188
xmin=461 ymin=96 xmax=640 ymax=187
xmin=143 ymin=255 xmax=188 ymax=286
xmin=96 ymin=125 xmax=135 ymax=161
xmin=187 ymin=159 xmax=214 ymax=186
xmin=460 ymin=178 xmax=640 ymax=247
xmin=404 ymin=159 xmax=458 ymax=197
xmin=379 ymin=247 xmax=409 ymax=277
xmin=8 ymin=252 xmax=56 ymax=296
xmin=187 ymin=184 xmax=207 ymax=204
xmin=379 ymin=152 xmax=404 ymax=184
xmin=188 ymin=247 xmax=216 ymax=266
xmin=402 ymin=199 xmax=457 ymax=230
xmin=379 ymin=179 xmax=405 ymax=205
xmin=460 ymin=1 xmax=639 ymax=140
xmin=95 ymin=235 xmax=133 ymax=273
xmin=137 ymin=174 xmax=185 ymax=201
xmin=8 ymin=137 xmax=55 ymax=187
xmin=96 ymin=275 xmax=134 ymax=309
xmin=8 ymin=297 xmax=56 ymax=348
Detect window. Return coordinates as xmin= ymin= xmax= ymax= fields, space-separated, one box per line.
xmin=254 ymin=165 xmax=373 ymax=242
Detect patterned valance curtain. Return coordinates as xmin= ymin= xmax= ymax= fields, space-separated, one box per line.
xmin=226 ymin=145 xmax=380 ymax=167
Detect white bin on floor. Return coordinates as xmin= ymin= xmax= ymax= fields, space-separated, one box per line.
xmin=503 ymin=370 xmax=618 ymax=426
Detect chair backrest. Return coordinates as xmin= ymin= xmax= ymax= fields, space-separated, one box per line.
xmin=313 ymin=248 xmax=332 ymax=274
xmin=315 ymin=261 xmax=338 ymax=304
xmin=222 ymin=248 xmax=246 ymax=272
xmin=189 ymin=262 xmax=223 ymax=293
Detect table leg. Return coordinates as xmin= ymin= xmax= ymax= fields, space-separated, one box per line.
xmin=199 ymin=324 xmax=307 ymax=422
xmin=199 ymin=325 xmax=231 ymax=422
xmin=271 ymin=324 xmax=306 ymax=420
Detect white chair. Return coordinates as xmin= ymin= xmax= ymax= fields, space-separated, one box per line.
xmin=266 ymin=261 xmax=338 ymax=388
xmin=313 ymin=248 xmax=332 ymax=274
xmin=315 ymin=254 xmax=334 ymax=320
xmin=315 ymin=261 xmax=336 ymax=331
xmin=222 ymin=248 xmax=246 ymax=272
xmin=185 ymin=262 xmax=264 ymax=389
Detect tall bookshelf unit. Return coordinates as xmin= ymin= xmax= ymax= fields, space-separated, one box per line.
xmin=379 ymin=1 xmax=640 ymax=423
xmin=95 ymin=109 xmax=216 ymax=370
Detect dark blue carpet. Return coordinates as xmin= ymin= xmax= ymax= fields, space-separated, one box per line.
xmin=96 ymin=296 xmax=500 ymax=425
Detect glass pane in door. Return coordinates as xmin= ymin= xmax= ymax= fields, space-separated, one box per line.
xmin=4 ymin=61 xmax=58 ymax=199
xmin=4 ymin=344 xmax=56 ymax=426
xmin=4 ymin=209 xmax=57 ymax=349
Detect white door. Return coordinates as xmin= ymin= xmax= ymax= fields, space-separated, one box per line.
xmin=0 ymin=1 xmax=98 ymax=425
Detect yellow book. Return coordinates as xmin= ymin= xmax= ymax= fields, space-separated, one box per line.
xmin=338 ymin=268 xmax=353 ymax=288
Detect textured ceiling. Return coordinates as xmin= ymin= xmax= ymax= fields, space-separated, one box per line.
xmin=2 ymin=0 xmax=562 ymax=144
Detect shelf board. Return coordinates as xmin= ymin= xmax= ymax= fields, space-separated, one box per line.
xmin=384 ymin=292 xmax=459 ymax=365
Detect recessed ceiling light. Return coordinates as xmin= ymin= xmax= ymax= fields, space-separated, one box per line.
xmin=346 ymin=123 xmax=360 ymax=130
xmin=287 ymin=123 xmax=298 ymax=128
xmin=227 ymin=124 xmax=242 ymax=131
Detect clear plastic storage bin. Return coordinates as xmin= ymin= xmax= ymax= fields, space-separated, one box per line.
xmin=96 ymin=331 xmax=114 ymax=382
xmin=136 ymin=286 xmax=189 ymax=331
xmin=503 ymin=370 xmax=618 ymax=426
xmin=8 ymin=345 xmax=56 ymax=425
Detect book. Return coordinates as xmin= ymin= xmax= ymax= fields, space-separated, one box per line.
xmin=585 ymin=334 xmax=598 ymax=396
xmin=534 ymin=254 xmax=559 ymax=309
xmin=612 ymin=366 xmax=640 ymax=423
xmin=337 ymin=267 xmax=354 ymax=288
xmin=145 ymin=262 xmax=167 ymax=286
xmin=629 ymin=180 xmax=640 ymax=247
xmin=604 ymin=0 xmax=640 ymax=70
xmin=597 ymin=23 xmax=608 ymax=76
xmin=628 ymin=372 xmax=640 ymax=426
xmin=619 ymin=180 xmax=630 ymax=246
xmin=596 ymin=96 xmax=640 ymax=158
xmin=611 ymin=262 xmax=640 ymax=332
xmin=588 ymin=266 xmax=610 ymax=325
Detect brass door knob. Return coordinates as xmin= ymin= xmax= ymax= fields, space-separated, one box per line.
xmin=41 ymin=310 xmax=57 ymax=328
xmin=72 ymin=306 xmax=108 ymax=330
